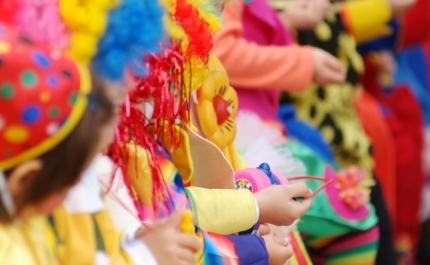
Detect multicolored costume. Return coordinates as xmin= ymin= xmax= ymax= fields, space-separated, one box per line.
xmin=0 ymin=0 xmax=171 ymax=264
xmin=358 ymin=0 xmax=430 ymax=259
xmin=213 ymin=0 xmax=382 ymax=264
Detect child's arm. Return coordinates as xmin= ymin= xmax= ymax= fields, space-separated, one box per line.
xmin=185 ymin=187 xmax=258 ymax=234
xmin=212 ymin=0 xmax=315 ymax=91
xmin=185 ymin=183 xmax=312 ymax=234
xmin=205 ymin=230 xmax=293 ymax=265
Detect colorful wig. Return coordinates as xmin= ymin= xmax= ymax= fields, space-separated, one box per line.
xmin=91 ymin=0 xmax=167 ymax=81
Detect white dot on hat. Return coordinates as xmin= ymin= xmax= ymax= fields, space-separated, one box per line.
xmin=46 ymin=122 xmax=59 ymax=136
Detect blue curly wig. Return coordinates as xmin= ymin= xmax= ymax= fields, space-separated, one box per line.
xmin=91 ymin=0 xmax=166 ymax=81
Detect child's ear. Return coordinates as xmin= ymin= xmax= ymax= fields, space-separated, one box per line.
xmin=7 ymin=159 xmax=43 ymax=198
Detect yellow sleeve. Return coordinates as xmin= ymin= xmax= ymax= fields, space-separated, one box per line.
xmin=94 ymin=209 xmax=132 ymax=265
xmin=341 ymin=0 xmax=393 ymax=43
xmin=51 ymin=207 xmax=130 ymax=265
xmin=23 ymin=217 xmax=59 ymax=265
xmin=51 ymin=207 xmax=97 ymax=265
xmin=185 ymin=187 xmax=257 ymax=234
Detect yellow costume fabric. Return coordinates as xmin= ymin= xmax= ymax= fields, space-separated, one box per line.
xmin=284 ymin=10 xmax=376 ymax=189
xmin=185 ymin=187 xmax=257 ymax=234
xmin=0 ymin=217 xmax=57 ymax=265
xmin=50 ymin=206 xmax=131 ymax=265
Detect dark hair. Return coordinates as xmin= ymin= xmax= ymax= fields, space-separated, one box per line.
xmin=0 ymin=73 xmax=114 ymax=222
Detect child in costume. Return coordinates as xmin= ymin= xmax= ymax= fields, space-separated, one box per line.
xmin=213 ymin=0 xmax=385 ymax=264
xmin=97 ymin=2 xmax=319 ymax=264
xmin=358 ymin=0 xmax=430 ymax=259
xmin=0 ymin=21 xmax=118 ymax=264
xmin=272 ymin=0 xmax=421 ymax=260
xmin=279 ymin=0 xmax=420 ymax=263
xmin=1 ymin=1 xmax=203 ymax=264
xmin=104 ymin=41 xmax=313 ymax=265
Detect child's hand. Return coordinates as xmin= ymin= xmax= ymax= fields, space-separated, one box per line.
xmin=280 ymin=0 xmax=331 ymax=30
xmin=140 ymin=211 xmax=201 ymax=265
xmin=255 ymin=183 xmax=312 ymax=226
xmin=261 ymin=225 xmax=293 ymax=265
xmin=260 ymin=224 xmax=292 ymax=265
xmin=313 ymin=48 xmax=346 ymax=85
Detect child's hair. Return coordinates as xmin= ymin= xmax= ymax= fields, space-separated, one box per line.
xmin=0 ymin=73 xmax=114 ymax=223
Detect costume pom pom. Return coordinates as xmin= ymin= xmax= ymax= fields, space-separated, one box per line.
xmin=91 ymin=0 xmax=166 ymax=81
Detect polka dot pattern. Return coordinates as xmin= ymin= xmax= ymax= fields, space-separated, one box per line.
xmin=69 ymin=93 xmax=78 ymax=106
xmin=21 ymin=70 xmax=38 ymax=88
xmin=46 ymin=74 xmax=59 ymax=89
xmin=0 ymin=83 xmax=13 ymax=99
xmin=48 ymin=107 xmax=60 ymax=118
xmin=22 ymin=105 xmax=41 ymax=124
xmin=31 ymin=51 xmax=51 ymax=69
xmin=46 ymin=122 xmax=59 ymax=136
xmin=39 ymin=91 xmax=51 ymax=102
xmin=0 ymin=22 xmax=84 ymax=168
xmin=4 ymin=125 xmax=30 ymax=144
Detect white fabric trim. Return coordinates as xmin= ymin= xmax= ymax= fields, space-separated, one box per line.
xmin=62 ymin=159 xmax=104 ymax=214
xmin=253 ymin=196 xmax=260 ymax=223
xmin=122 ymin=240 xmax=158 ymax=265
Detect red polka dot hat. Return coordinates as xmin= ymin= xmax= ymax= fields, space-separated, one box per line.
xmin=0 ymin=22 xmax=91 ymax=170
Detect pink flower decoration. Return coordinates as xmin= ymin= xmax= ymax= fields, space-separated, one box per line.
xmin=335 ymin=167 xmax=367 ymax=209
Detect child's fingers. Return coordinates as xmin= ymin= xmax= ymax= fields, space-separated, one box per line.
xmin=287 ymin=183 xmax=313 ymax=199
xmin=298 ymin=197 xmax=312 ymax=212
xmin=325 ymin=54 xmax=346 ymax=74
xmin=176 ymin=249 xmax=197 ymax=265
xmin=164 ymin=210 xmax=186 ymax=229
xmin=258 ymin=224 xmax=271 ymax=236
xmin=326 ymin=69 xmax=347 ymax=84
xmin=264 ymin=234 xmax=294 ymax=263
xmin=178 ymin=234 xmax=201 ymax=252
xmin=273 ymin=236 xmax=289 ymax=247
xmin=323 ymin=56 xmax=347 ymax=84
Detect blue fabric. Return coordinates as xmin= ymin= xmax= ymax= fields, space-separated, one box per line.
xmin=91 ymin=0 xmax=166 ymax=81
xmin=278 ymin=104 xmax=336 ymax=163
xmin=226 ymin=234 xmax=269 ymax=265
xmin=357 ymin=19 xmax=400 ymax=54
xmin=401 ymin=46 xmax=430 ymax=95
xmin=394 ymin=46 xmax=430 ymax=126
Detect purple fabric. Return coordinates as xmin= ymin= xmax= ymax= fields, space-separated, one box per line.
xmin=226 ymin=234 xmax=269 ymax=265
xmin=234 ymin=0 xmax=292 ymax=121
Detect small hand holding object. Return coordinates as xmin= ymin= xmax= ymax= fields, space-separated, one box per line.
xmin=235 ymin=163 xmax=332 ymax=226
xmin=139 ymin=211 xmax=201 ymax=265
xmin=255 ymin=183 xmax=313 ymax=226
xmin=260 ymin=224 xmax=293 ymax=265
xmin=313 ymin=48 xmax=347 ymax=85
